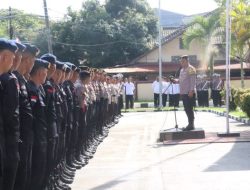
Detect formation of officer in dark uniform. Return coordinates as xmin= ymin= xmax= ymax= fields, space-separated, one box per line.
xmin=0 ymin=38 xmax=123 ymax=190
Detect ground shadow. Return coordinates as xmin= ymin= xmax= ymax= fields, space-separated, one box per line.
xmin=88 ymin=143 xmax=211 ymax=190
xmin=204 ymin=142 xmax=250 ymax=172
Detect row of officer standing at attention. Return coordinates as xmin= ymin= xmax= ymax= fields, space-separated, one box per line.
xmin=0 ymin=38 xmax=123 ymax=190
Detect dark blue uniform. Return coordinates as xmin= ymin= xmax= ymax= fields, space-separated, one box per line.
xmin=0 ymin=80 xmax=4 ymax=190
xmin=0 ymin=73 xmax=20 ymax=190
xmin=27 ymin=81 xmax=47 ymax=190
xmin=43 ymin=79 xmax=58 ymax=185
xmin=13 ymin=71 xmax=33 ymax=190
xmin=62 ymin=81 xmax=74 ymax=166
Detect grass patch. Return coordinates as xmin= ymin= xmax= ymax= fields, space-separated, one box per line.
xmin=122 ymin=106 xmax=249 ymax=119
xmin=195 ymin=107 xmax=225 ymax=112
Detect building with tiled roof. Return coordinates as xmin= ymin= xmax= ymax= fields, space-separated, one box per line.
xmin=103 ymin=9 xmax=250 ymax=100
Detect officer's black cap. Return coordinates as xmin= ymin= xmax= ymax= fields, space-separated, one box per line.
xmin=69 ymin=63 xmax=77 ymax=71
xmin=75 ymin=68 xmax=81 ymax=73
xmin=23 ymin=43 xmax=40 ymax=56
xmin=63 ymin=64 xmax=71 ymax=73
xmin=79 ymin=70 xmax=90 ymax=80
xmin=79 ymin=65 xmax=89 ymax=71
xmin=180 ymin=55 xmax=189 ymax=60
xmin=40 ymin=53 xmax=57 ymax=64
xmin=55 ymin=61 xmax=66 ymax=71
xmin=0 ymin=38 xmax=18 ymax=53
xmin=65 ymin=62 xmax=77 ymax=71
xmin=30 ymin=59 xmax=50 ymax=75
xmin=12 ymin=41 xmax=26 ymax=52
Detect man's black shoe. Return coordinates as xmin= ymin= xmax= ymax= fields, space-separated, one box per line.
xmin=182 ymin=125 xmax=194 ymax=131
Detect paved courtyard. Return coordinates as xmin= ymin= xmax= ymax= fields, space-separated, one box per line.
xmin=71 ymin=111 xmax=250 ymax=190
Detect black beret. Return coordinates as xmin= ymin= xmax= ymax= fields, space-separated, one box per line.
xmin=79 ymin=65 xmax=89 ymax=71
xmin=79 ymin=71 xmax=90 ymax=80
xmin=23 ymin=43 xmax=40 ymax=56
xmin=55 ymin=61 xmax=66 ymax=71
xmin=40 ymin=53 xmax=57 ymax=64
xmin=12 ymin=41 xmax=26 ymax=52
xmin=0 ymin=38 xmax=18 ymax=53
xmin=30 ymin=59 xmax=50 ymax=75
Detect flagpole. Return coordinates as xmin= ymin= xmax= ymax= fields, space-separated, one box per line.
xmin=218 ymin=0 xmax=239 ymax=137
xmin=158 ymin=0 xmax=163 ymax=109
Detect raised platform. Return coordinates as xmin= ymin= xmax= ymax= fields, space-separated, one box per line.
xmin=159 ymin=128 xmax=205 ymax=142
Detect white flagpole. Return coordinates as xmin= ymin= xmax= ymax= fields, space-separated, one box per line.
xmin=158 ymin=0 xmax=163 ymax=108
xmin=225 ymin=0 xmax=230 ymax=133
xmin=218 ymin=0 xmax=239 ymax=137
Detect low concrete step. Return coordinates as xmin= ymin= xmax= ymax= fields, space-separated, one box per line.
xmin=159 ymin=128 xmax=205 ymax=142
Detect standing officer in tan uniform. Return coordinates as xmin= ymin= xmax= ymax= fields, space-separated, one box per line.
xmin=179 ymin=55 xmax=196 ymax=131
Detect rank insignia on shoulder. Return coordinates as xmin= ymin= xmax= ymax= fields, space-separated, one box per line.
xmin=188 ymin=67 xmax=196 ymax=75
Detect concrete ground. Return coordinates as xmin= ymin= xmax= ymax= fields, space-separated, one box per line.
xmin=71 ymin=111 xmax=250 ymax=190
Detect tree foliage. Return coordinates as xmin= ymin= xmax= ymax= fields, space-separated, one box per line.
xmin=1 ymin=1 xmax=157 ymax=68
xmin=0 ymin=9 xmax=45 ymax=42
xmin=36 ymin=0 xmax=157 ymax=67
xmin=217 ymin=0 xmax=250 ymax=87
xmin=182 ymin=10 xmax=221 ymax=75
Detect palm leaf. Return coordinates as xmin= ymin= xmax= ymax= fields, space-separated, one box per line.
xmin=183 ymin=28 xmax=206 ymax=48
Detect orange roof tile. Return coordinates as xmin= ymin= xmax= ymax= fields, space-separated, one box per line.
xmin=214 ymin=63 xmax=250 ymax=71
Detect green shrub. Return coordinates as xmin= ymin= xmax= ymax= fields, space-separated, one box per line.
xmin=221 ymin=87 xmax=237 ymax=111
xmin=241 ymin=92 xmax=250 ymax=118
xmin=234 ymin=88 xmax=250 ymax=108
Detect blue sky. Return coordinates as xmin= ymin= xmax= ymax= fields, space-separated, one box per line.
xmin=1 ymin=0 xmax=218 ymax=19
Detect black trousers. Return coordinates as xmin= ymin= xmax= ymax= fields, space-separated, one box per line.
xmin=169 ymin=94 xmax=175 ymax=106
xmin=174 ymin=94 xmax=180 ymax=107
xmin=125 ymin=95 xmax=134 ymax=109
xmin=77 ymin=110 xmax=86 ymax=159
xmin=212 ymin=90 xmax=222 ymax=107
xmin=45 ymin=138 xmax=56 ymax=182
xmin=154 ymin=93 xmax=159 ymax=107
xmin=30 ymin=142 xmax=47 ymax=190
xmin=201 ymin=91 xmax=209 ymax=107
xmin=197 ymin=91 xmax=202 ymax=106
xmin=118 ymin=95 xmax=123 ymax=114
xmin=3 ymin=141 xmax=19 ymax=190
xmin=182 ymin=94 xmax=195 ymax=126
xmin=0 ymin=141 xmax=4 ymax=190
xmin=14 ymin=142 xmax=33 ymax=190
xmin=162 ymin=94 xmax=168 ymax=107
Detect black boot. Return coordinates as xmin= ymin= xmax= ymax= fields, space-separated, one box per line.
xmin=182 ymin=120 xmax=194 ymax=131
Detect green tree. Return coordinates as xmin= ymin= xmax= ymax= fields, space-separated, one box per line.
xmin=183 ymin=10 xmax=221 ymax=76
xmin=36 ymin=0 xmax=157 ymax=68
xmin=0 ymin=9 xmax=45 ymax=41
xmin=230 ymin=0 xmax=250 ymax=88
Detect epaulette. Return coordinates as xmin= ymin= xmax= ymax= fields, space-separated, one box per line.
xmin=188 ymin=66 xmax=196 ymax=75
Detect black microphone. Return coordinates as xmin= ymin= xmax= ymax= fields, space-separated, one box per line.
xmin=175 ymin=66 xmax=182 ymax=78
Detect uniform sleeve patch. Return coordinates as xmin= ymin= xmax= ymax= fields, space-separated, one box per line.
xmin=47 ymin=88 xmax=54 ymax=93
xmin=31 ymin=95 xmax=38 ymax=103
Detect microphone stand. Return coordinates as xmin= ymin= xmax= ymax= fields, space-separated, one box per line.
xmin=162 ymin=81 xmax=179 ymax=130
xmin=172 ymin=66 xmax=182 ymax=130
xmin=124 ymin=85 xmax=127 ymax=113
